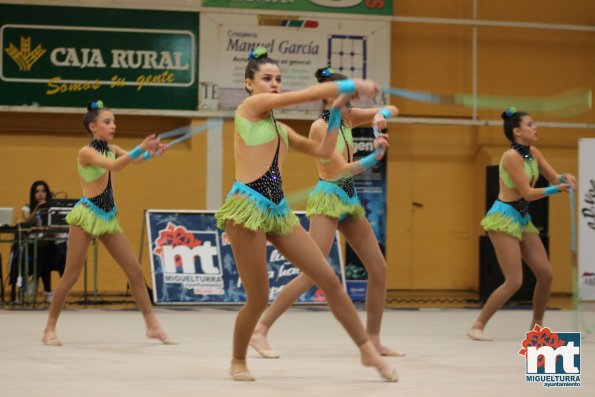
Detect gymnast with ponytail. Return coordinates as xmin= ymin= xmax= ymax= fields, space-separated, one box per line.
xmin=42 ymin=100 xmax=175 ymax=346
xmin=250 ymin=66 xmax=404 ymax=359
xmin=214 ymin=48 xmax=397 ymax=382
xmin=467 ymin=108 xmax=576 ymax=341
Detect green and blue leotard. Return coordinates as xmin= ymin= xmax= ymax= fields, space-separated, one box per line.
xmin=65 ymin=139 xmax=123 ymax=236
xmin=306 ymin=109 xmax=365 ymax=222
xmin=481 ymin=143 xmax=540 ymax=240
xmin=215 ymin=113 xmax=299 ymax=236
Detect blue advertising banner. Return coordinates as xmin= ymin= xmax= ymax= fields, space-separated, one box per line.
xmin=345 ymin=127 xmax=387 ymax=301
xmin=146 ymin=210 xmax=344 ymax=304
xmin=352 ymin=128 xmax=387 ymax=244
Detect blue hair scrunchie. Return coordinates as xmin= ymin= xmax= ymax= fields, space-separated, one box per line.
xmin=321 ymin=67 xmax=335 ymax=78
xmin=248 ymin=47 xmax=268 ymax=60
xmin=504 ymin=106 xmax=517 ymax=118
xmin=89 ymin=100 xmax=104 ymax=111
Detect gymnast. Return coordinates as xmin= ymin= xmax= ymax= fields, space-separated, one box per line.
xmin=42 ymin=100 xmax=175 ymax=346
xmin=214 ymin=48 xmax=397 ymax=382
xmin=468 ymin=107 xmax=576 ymax=341
xmin=250 ymin=66 xmax=404 ymax=359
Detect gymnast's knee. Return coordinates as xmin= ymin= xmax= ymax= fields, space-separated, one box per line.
xmin=317 ymin=276 xmax=344 ymax=297
xmin=245 ymin=293 xmax=269 ymax=314
xmin=366 ymin=260 xmax=387 ymax=284
xmin=502 ymin=278 xmax=523 ymax=292
xmin=537 ymin=268 xmax=554 ymax=285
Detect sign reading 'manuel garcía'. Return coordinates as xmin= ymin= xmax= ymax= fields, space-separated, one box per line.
xmin=0 ymin=4 xmax=198 ymax=110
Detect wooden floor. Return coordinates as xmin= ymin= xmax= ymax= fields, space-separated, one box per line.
xmin=0 ymin=305 xmax=593 ymax=397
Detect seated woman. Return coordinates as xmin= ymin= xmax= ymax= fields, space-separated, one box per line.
xmin=9 ymin=180 xmax=66 ymax=304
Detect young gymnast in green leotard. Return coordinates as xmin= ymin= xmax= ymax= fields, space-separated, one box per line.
xmin=215 ymin=48 xmax=397 ymax=382
xmin=42 ymin=101 xmax=175 ymax=347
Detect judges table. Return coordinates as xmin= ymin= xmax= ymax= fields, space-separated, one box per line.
xmin=0 ymin=225 xmax=98 ymax=307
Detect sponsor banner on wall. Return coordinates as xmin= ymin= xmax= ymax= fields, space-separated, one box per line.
xmin=578 ymin=138 xmax=595 ymax=301
xmin=146 ymin=210 xmax=344 ymax=304
xmin=351 ymin=128 xmax=387 ymax=244
xmin=202 ymin=0 xmax=393 ymax=16
xmin=199 ymin=12 xmax=390 ymax=116
xmin=344 ymin=127 xmax=387 ymax=300
xmin=0 ymin=4 xmax=198 ymax=110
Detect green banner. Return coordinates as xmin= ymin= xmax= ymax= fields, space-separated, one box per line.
xmin=202 ymin=0 xmax=392 ymax=16
xmin=0 ymin=4 xmax=198 ymax=110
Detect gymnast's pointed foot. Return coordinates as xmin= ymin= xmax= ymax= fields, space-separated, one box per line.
xmin=147 ymin=328 xmax=178 ymax=345
xmin=249 ymin=325 xmax=280 ymax=358
xmin=360 ymin=341 xmax=399 ymax=382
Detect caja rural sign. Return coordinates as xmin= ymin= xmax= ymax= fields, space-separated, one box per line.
xmin=0 ymin=4 xmax=198 ymax=110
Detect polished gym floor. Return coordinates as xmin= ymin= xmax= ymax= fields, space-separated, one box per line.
xmin=0 ymin=303 xmax=592 ymax=397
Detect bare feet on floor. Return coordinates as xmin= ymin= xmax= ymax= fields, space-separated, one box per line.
xmin=146 ymin=328 xmax=177 ymax=345
xmin=379 ymin=346 xmax=406 ymax=357
xmin=42 ymin=330 xmax=62 ymax=346
xmin=360 ymin=341 xmax=399 ymax=382
xmin=230 ymin=359 xmax=255 ymax=381
xmin=249 ymin=332 xmax=280 ymax=359
xmin=467 ymin=328 xmax=494 ymax=341
xmin=369 ymin=336 xmax=406 ymax=357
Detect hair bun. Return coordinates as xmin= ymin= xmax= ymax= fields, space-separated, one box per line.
xmin=248 ymin=47 xmax=268 ymax=60
xmin=501 ymin=106 xmax=517 ymax=120
xmin=87 ymin=100 xmax=104 ymax=111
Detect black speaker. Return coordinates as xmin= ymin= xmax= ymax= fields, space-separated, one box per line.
xmin=485 ymin=165 xmax=549 ymax=235
xmin=479 ymin=234 xmax=549 ymax=303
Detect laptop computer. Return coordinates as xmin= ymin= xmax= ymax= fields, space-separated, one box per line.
xmin=0 ymin=207 xmax=14 ymax=227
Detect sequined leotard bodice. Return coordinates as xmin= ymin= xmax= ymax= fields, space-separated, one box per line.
xmin=235 ymin=113 xmax=288 ymax=204
xmin=77 ymin=139 xmax=116 ymax=213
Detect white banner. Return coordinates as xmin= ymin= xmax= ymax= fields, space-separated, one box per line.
xmin=578 ymin=138 xmax=595 ymax=301
xmin=199 ymin=13 xmax=390 ymax=116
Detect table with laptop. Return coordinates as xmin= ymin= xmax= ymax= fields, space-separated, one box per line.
xmin=0 ymin=199 xmax=99 ymax=306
